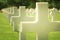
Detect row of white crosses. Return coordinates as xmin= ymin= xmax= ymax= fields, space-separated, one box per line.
xmin=1 ymin=2 xmax=60 ymax=40
xmin=20 ymin=2 xmax=60 ymax=40
xmin=2 ymin=7 xmax=20 ymax=31
xmin=49 ymin=8 xmax=59 ymax=22
xmin=2 ymin=6 xmax=36 ymax=40
xmin=26 ymin=8 xmax=35 ymax=17
xmin=2 ymin=6 xmax=36 ymax=32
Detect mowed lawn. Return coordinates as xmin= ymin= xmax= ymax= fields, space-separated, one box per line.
xmin=26 ymin=32 xmax=36 ymax=40
xmin=0 ymin=11 xmax=60 ymax=40
xmin=48 ymin=32 xmax=60 ymax=40
xmin=0 ymin=13 xmax=13 ymax=33
xmin=55 ymin=12 xmax=60 ymax=21
xmin=0 ymin=12 xmax=19 ymax=40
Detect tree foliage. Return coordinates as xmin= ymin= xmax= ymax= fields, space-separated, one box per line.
xmin=0 ymin=0 xmax=60 ymax=10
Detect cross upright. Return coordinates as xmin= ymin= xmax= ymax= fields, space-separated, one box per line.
xmin=20 ymin=2 xmax=60 ymax=40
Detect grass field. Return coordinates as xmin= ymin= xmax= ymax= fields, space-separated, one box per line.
xmin=48 ymin=32 xmax=60 ymax=40
xmin=55 ymin=13 xmax=60 ymax=21
xmin=26 ymin=32 xmax=36 ymax=40
xmin=0 ymin=33 xmax=19 ymax=40
xmin=0 ymin=13 xmax=19 ymax=40
xmin=0 ymin=11 xmax=60 ymax=40
xmin=0 ymin=13 xmax=13 ymax=33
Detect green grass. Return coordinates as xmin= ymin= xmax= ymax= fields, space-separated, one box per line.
xmin=0 ymin=13 xmax=9 ymax=24
xmin=0 ymin=33 xmax=19 ymax=40
xmin=55 ymin=13 xmax=60 ymax=21
xmin=0 ymin=13 xmax=19 ymax=40
xmin=26 ymin=32 xmax=36 ymax=40
xmin=0 ymin=13 xmax=13 ymax=33
xmin=48 ymin=32 xmax=60 ymax=40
